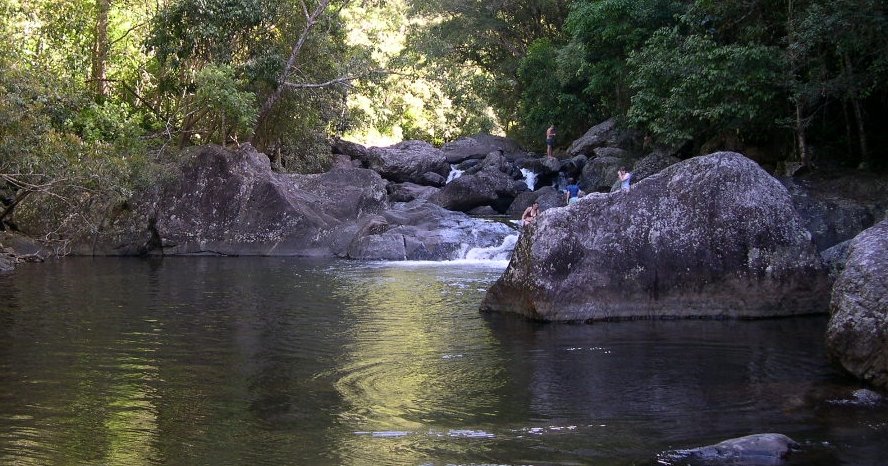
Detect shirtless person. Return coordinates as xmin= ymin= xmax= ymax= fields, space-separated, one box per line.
xmin=546 ymin=125 xmax=556 ymax=158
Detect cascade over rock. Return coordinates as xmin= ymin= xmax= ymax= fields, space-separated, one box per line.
xmin=480 ymin=152 xmax=829 ymax=321
xmin=84 ymin=144 xmax=513 ymax=259
xmin=826 ymin=219 xmax=888 ymax=390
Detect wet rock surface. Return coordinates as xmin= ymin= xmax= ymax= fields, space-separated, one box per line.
xmin=662 ymin=433 xmax=799 ymax=465
xmin=481 ymin=152 xmax=830 ymax=321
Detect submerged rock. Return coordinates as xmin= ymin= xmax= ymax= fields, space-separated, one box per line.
xmin=826 ymin=219 xmax=888 ymax=390
xmin=481 ymin=152 xmax=829 ymax=321
xmin=662 ymin=433 xmax=798 ymax=465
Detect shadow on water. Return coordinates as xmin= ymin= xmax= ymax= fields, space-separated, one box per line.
xmin=0 ymin=257 xmax=885 ymax=465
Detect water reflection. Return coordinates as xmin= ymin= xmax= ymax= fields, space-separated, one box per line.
xmin=0 ymin=258 xmax=886 ymax=466
xmin=326 ymin=262 xmax=509 ymax=464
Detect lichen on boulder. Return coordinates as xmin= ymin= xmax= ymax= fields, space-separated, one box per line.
xmin=481 ymin=152 xmax=829 ymax=321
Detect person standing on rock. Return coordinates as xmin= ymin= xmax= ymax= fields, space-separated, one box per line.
xmin=564 ymin=178 xmax=581 ymax=205
xmin=521 ymin=202 xmax=540 ymax=226
xmin=618 ymin=167 xmax=632 ymax=192
xmin=546 ymin=125 xmax=556 ymax=158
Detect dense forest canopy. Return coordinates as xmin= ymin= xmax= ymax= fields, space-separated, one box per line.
xmin=1 ymin=0 xmax=887 ymax=237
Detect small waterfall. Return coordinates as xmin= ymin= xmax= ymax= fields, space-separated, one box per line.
xmin=446 ymin=165 xmax=464 ymax=183
xmin=462 ymin=234 xmax=518 ymax=261
xmin=520 ymin=168 xmax=537 ymax=191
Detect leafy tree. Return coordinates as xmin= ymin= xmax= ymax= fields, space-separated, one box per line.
xmin=516 ymin=38 xmax=596 ymax=150
xmin=560 ymin=0 xmax=686 ymax=117
xmin=404 ymin=0 xmax=573 ymax=142
xmin=627 ymin=28 xmax=783 ymax=148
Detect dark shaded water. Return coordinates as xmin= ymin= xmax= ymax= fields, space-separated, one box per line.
xmin=1 ymin=257 xmax=886 ymax=465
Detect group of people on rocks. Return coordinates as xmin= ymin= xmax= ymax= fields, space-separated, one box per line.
xmin=521 ymin=125 xmax=632 ymax=226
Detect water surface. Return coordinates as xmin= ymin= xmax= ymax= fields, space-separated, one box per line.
xmin=1 ymin=257 xmax=885 ymax=465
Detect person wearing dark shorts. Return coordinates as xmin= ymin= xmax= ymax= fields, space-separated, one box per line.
xmin=546 ymin=125 xmax=556 ymax=158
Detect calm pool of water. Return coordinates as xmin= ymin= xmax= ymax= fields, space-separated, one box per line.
xmin=1 ymin=257 xmax=886 ymax=465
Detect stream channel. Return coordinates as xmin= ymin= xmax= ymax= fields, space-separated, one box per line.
xmin=1 ymin=257 xmax=887 ymax=465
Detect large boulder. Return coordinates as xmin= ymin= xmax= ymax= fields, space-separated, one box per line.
xmin=480 ymin=152 xmax=829 ymax=321
xmin=332 ymin=138 xmax=450 ymax=185
xmin=83 ymin=144 xmax=516 ymax=261
xmin=567 ymin=118 xmax=640 ymax=157
xmin=430 ymin=165 xmax=518 ymax=213
xmin=88 ymin=144 xmax=388 ymax=256
xmin=0 ymin=251 xmax=13 ymax=273
xmin=826 ymin=219 xmax=888 ymax=390
xmin=371 ymin=140 xmax=450 ymax=184
xmin=507 ymin=186 xmax=562 ymax=217
xmin=783 ymin=177 xmax=882 ymax=252
xmin=631 ymin=151 xmax=681 ymax=183
xmin=580 ymin=156 xmax=625 ymax=193
xmin=441 ymin=133 xmax=528 ymax=164
xmin=387 ymin=182 xmax=439 ymax=203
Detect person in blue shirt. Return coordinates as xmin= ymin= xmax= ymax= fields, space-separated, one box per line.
xmin=564 ymin=178 xmax=581 ymax=204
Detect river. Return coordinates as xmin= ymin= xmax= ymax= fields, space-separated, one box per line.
xmin=1 ymin=257 xmax=886 ymax=465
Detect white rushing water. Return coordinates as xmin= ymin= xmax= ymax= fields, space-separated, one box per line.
xmin=446 ymin=165 xmax=464 ymax=183
xmin=520 ymin=168 xmax=537 ymax=191
xmin=463 ymin=234 xmax=518 ymax=261
xmin=381 ymin=233 xmax=519 ymax=268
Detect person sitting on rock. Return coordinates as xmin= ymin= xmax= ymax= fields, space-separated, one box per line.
xmin=521 ymin=202 xmax=540 ymax=226
xmin=618 ymin=167 xmax=632 ymax=192
xmin=564 ymin=178 xmax=581 ymax=205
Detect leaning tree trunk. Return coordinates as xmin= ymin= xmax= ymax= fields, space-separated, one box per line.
xmin=252 ymin=0 xmax=333 ymax=150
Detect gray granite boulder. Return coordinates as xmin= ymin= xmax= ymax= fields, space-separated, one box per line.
xmin=81 ymin=144 xmax=515 ymax=260
xmin=349 ymin=200 xmax=516 ymax=260
xmin=783 ymin=178 xmax=879 ymax=252
xmin=632 ymin=151 xmax=681 ymax=183
xmin=567 ymin=118 xmax=640 ymax=156
xmin=826 ymin=219 xmax=888 ymax=390
xmin=332 ymin=138 xmax=450 ymax=185
xmin=507 ymin=187 xmax=562 ymax=217
xmin=481 ymin=152 xmax=829 ymax=321
xmin=580 ymin=156 xmax=625 ymax=193
xmin=430 ymin=165 xmax=518 ymax=213
xmin=387 ymin=182 xmax=439 ymax=203
xmin=441 ymin=133 xmax=528 ymax=164
xmin=0 ymin=252 xmax=12 ymax=273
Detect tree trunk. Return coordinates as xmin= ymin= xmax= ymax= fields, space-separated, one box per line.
xmin=842 ymin=53 xmax=870 ymax=169
xmin=252 ymin=0 xmax=334 ymax=148
xmin=0 ymin=190 xmax=32 ymax=227
xmin=795 ymin=100 xmax=809 ymax=167
xmin=91 ymin=0 xmax=111 ymax=99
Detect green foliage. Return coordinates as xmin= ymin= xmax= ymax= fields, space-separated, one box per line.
xmin=561 ymin=0 xmax=686 ymax=116
xmin=627 ymin=29 xmax=783 ymax=146
xmin=516 ymin=38 xmax=596 ymax=149
xmin=193 ymin=64 xmax=257 ymax=143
